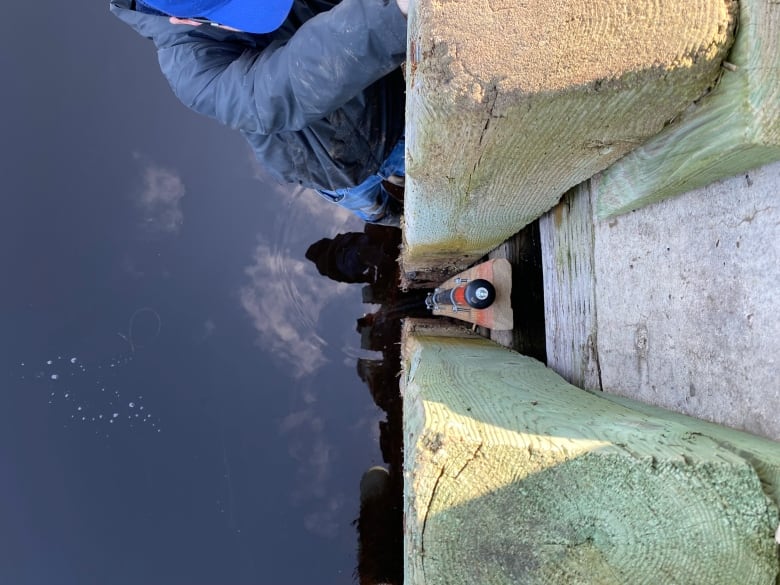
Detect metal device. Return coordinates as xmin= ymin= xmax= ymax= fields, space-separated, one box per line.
xmin=425 ymin=278 xmax=497 ymax=312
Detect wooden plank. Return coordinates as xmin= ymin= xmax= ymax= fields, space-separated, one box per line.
xmin=401 ymin=0 xmax=737 ymax=282
xmin=539 ymin=161 xmax=780 ymax=440
xmin=591 ymin=160 xmax=780 ymax=441
xmin=401 ymin=323 xmax=780 ymax=585
xmin=539 ymin=183 xmax=601 ymax=391
xmin=594 ymin=0 xmax=780 ymax=218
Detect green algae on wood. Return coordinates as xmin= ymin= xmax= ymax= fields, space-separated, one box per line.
xmin=595 ymin=0 xmax=780 ymax=219
xmin=401 ymin=321 xmax=780 ymax=585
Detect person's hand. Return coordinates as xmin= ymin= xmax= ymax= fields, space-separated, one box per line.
xmin=396 ymin=0 xmax=408 ymax=16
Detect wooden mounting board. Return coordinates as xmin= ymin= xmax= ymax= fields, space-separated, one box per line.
xmin=431 ymin=258 xmax=513 ymax=330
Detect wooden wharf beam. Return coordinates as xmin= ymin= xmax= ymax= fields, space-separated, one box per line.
xmin=401 ymin=320 xmax=780 ymax=585
xmin=401 ymin=0 xmax=738 ymax=284
xmin=398 ymin=0 xmax=780 ymax=582
xmin=594 ymin=0 xmax=780 ymax=218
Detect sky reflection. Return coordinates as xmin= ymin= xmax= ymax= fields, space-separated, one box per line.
xmin=0 ymin=3 xmax=396 ymax=581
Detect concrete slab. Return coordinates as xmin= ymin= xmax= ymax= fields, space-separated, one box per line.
xmin=592 ymin=161 xmax=780 ymax=440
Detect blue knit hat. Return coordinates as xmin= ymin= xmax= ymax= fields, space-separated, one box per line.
xmin=139 ymin=0 xmax=293 ymax=33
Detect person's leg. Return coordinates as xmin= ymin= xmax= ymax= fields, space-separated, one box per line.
xmin=317 ymin=173 xmax=392 ymax=223
xmin=317 ymin=137 xmax=406 ymax=225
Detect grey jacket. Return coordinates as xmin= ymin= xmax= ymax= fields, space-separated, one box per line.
xmin=110 ymin=0 xmax=406 ymax=190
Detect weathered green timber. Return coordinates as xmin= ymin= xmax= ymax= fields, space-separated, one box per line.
xmin=402 ymin=321 xmax=780 ymax=585
xmin=595 ymin=0 xmax=780 ymax=218
xmin=401 ymin=0 xmax=737 ymax=283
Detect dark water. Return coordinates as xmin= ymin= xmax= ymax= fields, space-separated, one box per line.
xmin=0 ymin=4 xmax=549 ymax=583
xmin=1 ymin=168 xmax=405 ymax=585
xmin=0 ymin=17 xmax=402 ymax=577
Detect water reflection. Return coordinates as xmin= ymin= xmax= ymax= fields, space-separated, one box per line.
xmin=240 ymin=185 xmax=362 ymax=379
xmin=305 ymin=224 xmax=429 ymax=584
xmin=305 ymin=231 xmax=394 ymax=284
xmin=303 ymin=218 xmax=548 ymax=583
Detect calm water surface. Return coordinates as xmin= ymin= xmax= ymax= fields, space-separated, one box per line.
xmin=0 ymin=4 xmax=394 ymax=583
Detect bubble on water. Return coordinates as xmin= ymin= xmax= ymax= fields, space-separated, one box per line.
xmin=17 ymin=346 xmax=159 ymax=437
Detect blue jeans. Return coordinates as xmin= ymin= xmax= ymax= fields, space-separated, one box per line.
xmin=317 ymin=138 xmax=405 ymax=223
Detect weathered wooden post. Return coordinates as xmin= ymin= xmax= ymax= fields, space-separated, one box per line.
xmin=402 ymin=0 xmax=738 ymax=283
xmin=402 ymin=321 xmax=780 ymax=585
xmin=594 ymin=0 xmax=780 ymax=218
